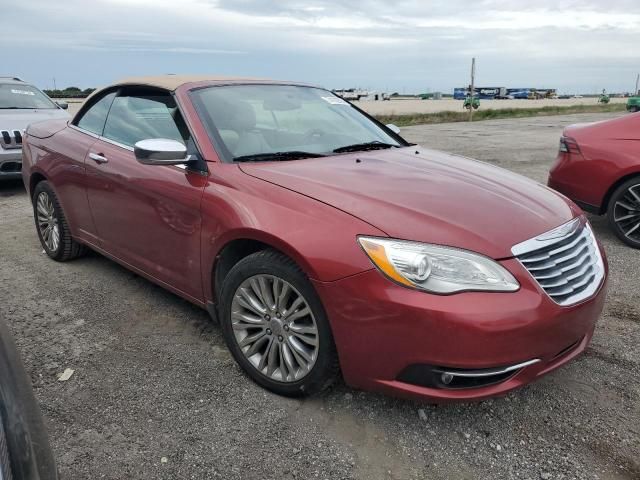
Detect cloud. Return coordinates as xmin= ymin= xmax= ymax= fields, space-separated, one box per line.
xmin=5 ymin=0 xmax=640 ymax=93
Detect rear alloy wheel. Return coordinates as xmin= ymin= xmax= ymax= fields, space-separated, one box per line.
xmin=32 ymin=181 xmax=86 ymax=261
xmin=607 ymin=178 xmax=640 ymax=248
xmin=219 ymin=250 xmax=339 ymax=397
xmin=36 ymin=191 xmax=60 ymax=253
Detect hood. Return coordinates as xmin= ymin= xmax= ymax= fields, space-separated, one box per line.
xmin=25 ymin=119 xmax=69 ymax=139
xmin=564 ymin=113 xmax=640 ymax=141
xmin=239 ymin=147 xmax=580 ymax=259
xmin=0 ymin=109 xmax=69 ymax=131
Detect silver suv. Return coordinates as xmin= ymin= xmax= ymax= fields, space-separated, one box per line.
xmin=0 ymin=77 xmax=70 ymax=180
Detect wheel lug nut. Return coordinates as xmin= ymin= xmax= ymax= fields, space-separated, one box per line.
xmin=278 ymin=335 xmax=283 ymax=341
xmin=276 ymin=313 xmax=281 ymax=318
xmin=266 ymin=329 xmax=272 ymax=335
xmin=283 ymin=325 xmax=289 ymax=331
xmin=264 ymin=314 xmax=270 ymax=321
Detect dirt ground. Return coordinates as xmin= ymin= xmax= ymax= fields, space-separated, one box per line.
xmin=1 ymin=112 xmax=638 ymax=480
xmin=354 ymin=97 xmax=627 ymax=115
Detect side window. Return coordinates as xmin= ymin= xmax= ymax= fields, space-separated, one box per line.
xmin=76 ymin=92 xmax=116 ymax=135
xmin=102 ymin=92 xmax=189 ymax=148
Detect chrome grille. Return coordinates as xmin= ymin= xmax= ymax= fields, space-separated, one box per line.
xmin=0 ymin=129 xmax=24 ymax=150
xmin=512 ymin=218 xmax=605 ymax=306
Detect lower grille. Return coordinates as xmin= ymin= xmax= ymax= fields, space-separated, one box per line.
xmin=512 ymin=218 xmax=605 ymax=306
xmin=0 ymin=162 xmax=21 ymax=173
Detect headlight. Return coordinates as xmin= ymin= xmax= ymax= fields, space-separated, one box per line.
xmin=358 ymin=237 xmax=519 ymax=294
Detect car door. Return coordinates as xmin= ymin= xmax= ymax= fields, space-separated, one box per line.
xmin=84 ymin=87 xmax=207 ymax=302
xmin=46 ymin=91 xmax=117 ymax=245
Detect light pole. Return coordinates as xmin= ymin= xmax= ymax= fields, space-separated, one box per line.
xmin=469 ymin=57 xmax=476 ymax=122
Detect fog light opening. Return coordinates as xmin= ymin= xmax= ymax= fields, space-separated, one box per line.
xmin=441 ymin=373 xmax=454 ymax=385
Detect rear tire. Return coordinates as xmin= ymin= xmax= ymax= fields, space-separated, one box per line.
xmin=607 ymin=177 xmax=640 ymax=249
xmin=219 ymin=250 xmax=339 ymax=397
xmin=32 ymin=181 xmax=86 ymax=261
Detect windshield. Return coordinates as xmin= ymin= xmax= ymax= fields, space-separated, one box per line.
xmin=191 ymin=85 xmax=403 ymax=161
xmin=0 ymin=83 xmax=57 ymax=109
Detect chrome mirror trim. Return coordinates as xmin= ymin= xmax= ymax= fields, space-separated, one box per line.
xmin=134 ymin=138 xmax=188 ymax=165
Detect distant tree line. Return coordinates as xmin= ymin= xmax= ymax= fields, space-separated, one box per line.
xmin=43 ymin=87 xmax=96 ymax=98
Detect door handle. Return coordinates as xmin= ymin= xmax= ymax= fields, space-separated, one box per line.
xmin=89 ymin=152 xmax=108 ymax=164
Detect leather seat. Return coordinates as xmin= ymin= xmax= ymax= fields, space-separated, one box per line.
xmin=216 ymin=100 xmax=270 ymax=157
xmin=228 ymin=102 xmax=271 ymax=157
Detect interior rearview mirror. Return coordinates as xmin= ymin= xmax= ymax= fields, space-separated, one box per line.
xmin=134 ymin=139 xmax=189 ymax=165
xmin=263 ymin=95 xmax=302 ymax=111
xmin=56 ymin=101 xmax=68 ymax=110
xmin=386 ymin=124 xmax=401 ymax=134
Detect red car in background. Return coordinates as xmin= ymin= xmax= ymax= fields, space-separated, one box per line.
xmin=549 ymin=113 xmax=640 ymax=248
xmin=22 ymin=76 xmax=607 ymax=402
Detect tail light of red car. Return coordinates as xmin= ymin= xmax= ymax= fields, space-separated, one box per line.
xmin=559 ymin=136 xmax=581 ymax=155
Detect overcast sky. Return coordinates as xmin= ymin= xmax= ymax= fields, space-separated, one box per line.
xmin=4 ymin=0 xmax=640 ymax=93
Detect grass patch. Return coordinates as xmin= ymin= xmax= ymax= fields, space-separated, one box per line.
xmin=375 ymin=103 xmax=627 ymax=127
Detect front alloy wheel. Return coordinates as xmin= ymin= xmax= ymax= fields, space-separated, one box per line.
xmin=231 ymin=275 xmax=319 ymax=382
xmin=608 ymin=178 xmax=640 ymax=248
xmin=220 ymin=250 xmax=339 ymax=397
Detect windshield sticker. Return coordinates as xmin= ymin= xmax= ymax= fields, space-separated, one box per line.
xmin=11 ymin=89 xmax=35 ymax=96
xmin=321 ymin=96 xmax=349 ymax=105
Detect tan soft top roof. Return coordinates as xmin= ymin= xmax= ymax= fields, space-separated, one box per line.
xmin=113 ymin=75 xmax=269 ymax=91
xmin=78 ymin=75 xmax=311 ymax=118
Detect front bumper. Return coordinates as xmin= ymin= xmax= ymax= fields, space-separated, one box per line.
xmin=0 ymin=150 xmax=22 ymax=180
xmin=314 ymin=255 xmax=607 ymax=403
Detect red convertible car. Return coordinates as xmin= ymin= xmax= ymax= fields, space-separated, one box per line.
xmin=22 ymin=76 xmax=607 ymax=402
xmin=549 ymin=113 xmax=640 ymax=248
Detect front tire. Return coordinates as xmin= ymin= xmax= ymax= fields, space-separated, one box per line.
xmin=32 ymin=181 xmax=86 ymax=261
xmin=219 ymin=250 xmax=339 ymax=397
xmin=607 ymin=177 xmax=640 ymax=248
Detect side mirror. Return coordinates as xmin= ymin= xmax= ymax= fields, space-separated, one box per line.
xmin=56 ymin=101 xmax=68 ymax=110
xmin=386 ymin=123 xmax=401 ymax=134
xmin=134 ymin=139 xmax=189 ymax=165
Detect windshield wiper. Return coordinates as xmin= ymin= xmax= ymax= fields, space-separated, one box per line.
xmin=333 ymin=141 xmax=399 ymax=153
xmin=234 ymin=151 xmax=325 ymax=162
xmin=0 ymin=107 xmax=20 ymax=109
